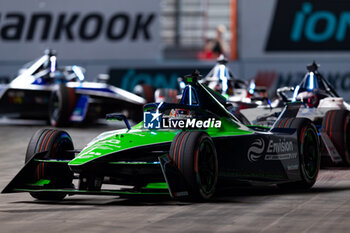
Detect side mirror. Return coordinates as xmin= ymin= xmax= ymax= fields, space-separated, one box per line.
xmin=106 ymin=113 xmax=131 ymax=130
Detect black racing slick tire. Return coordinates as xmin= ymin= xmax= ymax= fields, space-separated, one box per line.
xmin=169 ymin=131 xmax=218 ymax=200
xmin=25 ymin=129 xmax=75 ymax=200
xmin=49 ymin=84 xmax=76 ymax=127
xmin=322 ymin=110 xmax=350 ymax=165
xmin=276 ymin=118 xmax=320 ymax=190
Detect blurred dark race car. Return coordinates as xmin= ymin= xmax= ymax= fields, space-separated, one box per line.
xmin=133 ymin=56 xmax=268 ymax=125
xmin=246 ymin=62 xmax=350 ymax=166
xmin=134 ymin=55 xmax=269 ymax=110
xmin=0 ymin=50 xmax=146 ymax=126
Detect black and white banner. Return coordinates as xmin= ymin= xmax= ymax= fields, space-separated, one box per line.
xmin=239 ymin=0 xmax=350 ymax=59
xmin=0 ymin=0 xmax=161 ymax=61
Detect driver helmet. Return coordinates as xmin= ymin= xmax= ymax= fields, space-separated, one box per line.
xmin=203 ymin=55 xmax=234 ymax=95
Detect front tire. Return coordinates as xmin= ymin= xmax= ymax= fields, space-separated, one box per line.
xmin=169 ymin=131 xmax=218 ymax=200
xmin=26 ymin=129 xmax=75 ymax=200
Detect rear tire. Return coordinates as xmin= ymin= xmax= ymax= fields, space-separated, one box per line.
xmin=276 ymin=118 xmax=320 ymax=190
xmin=25 ymin=129 xmax=75 ymax=200
xmin=169 ymin=131 xmax=218 ymax=200
xmin=49 ymin=84 xmax=76 ymax=127
xmin=322 ymin=110 xmax=350 ymax=165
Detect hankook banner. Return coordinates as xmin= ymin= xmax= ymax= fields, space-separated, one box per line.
xmin=0 ymin=0 xmax=161 ymax=61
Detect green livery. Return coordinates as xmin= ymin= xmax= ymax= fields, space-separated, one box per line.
xmin=2 ymin=71 xmax=321 ymax=201
xmin=70 ymin=117 xmax=252 ymax=166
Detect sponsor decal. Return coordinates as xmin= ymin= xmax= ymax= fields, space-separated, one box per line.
xmin=247 ymin=138 xmax=265 ymax=162
xmin=267 ymin=139 xmax=293 ymax=154
xmin=109 ymin=68 xmax=211 ymax=91
xmin=287 ymin=164 xmax=299 ymax=171
xmin=161 ymin=118 xmax=221 ymax=129
xmin=143 ymin=106 xmax=221 ymax=129
xmin=247 ymin=138 xmax=296 ymax=162
xmin=0 ymin=0 xmax=161 ymax=61
xmin=266 ymin=0 xmax=350 ymax=51
xmin=78 ymin=147 xmax=102 ymax=158
xmin=0 ymin=12 xmax=155 ymax=42
xmin=265 ymin=153 xmax=297 ymax=161
xmin=174 ymin=191 xmax=189 ymax=197
xmin=144 ymin=110 xmax=162 ymax=129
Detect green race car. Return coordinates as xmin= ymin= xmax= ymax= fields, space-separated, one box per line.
xmin=2 ymin=71 xmax=320 ymax=201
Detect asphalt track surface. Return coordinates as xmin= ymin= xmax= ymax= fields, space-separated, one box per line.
xmin=1 ymin=123 xmax=350 ymax=233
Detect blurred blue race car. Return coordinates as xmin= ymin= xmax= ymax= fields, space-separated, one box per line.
xmin=0 ymin=50 xmax=146 ymax=126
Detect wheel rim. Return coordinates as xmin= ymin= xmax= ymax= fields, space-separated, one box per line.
xmin=302 ymin=127 xmax=318 ymax=179
xmin=196 ymin=138 xmax=217 ymax=195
